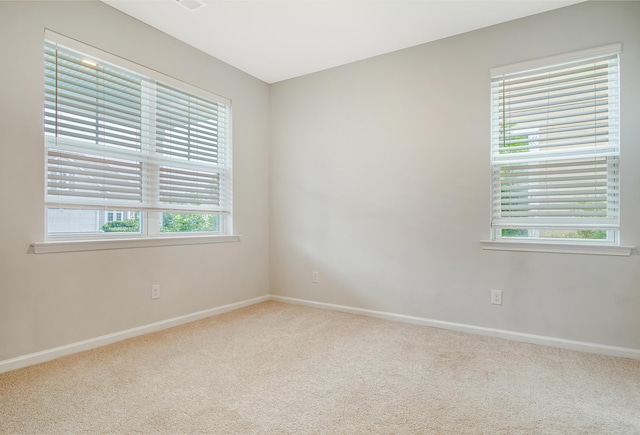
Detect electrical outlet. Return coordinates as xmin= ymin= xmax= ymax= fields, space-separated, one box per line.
xmin=151 ymin=284 xmax=160 ymax=299
xmin=491 ymin=289 xmax=502 ymax=305
xmin=312 ymin=271 xmax=320 ymax=283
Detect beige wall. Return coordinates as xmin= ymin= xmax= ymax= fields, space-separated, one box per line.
xmin=270 ymin=1 xmax=640 ymax=349
xmin=0 ymin=1 xmax=270 ymax=360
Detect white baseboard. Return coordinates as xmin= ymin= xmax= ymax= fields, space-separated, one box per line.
xmin=4 ymin=293 xmax=638 ymax=374
xmin=0 ymin=295 xmax=269 ymax=374
xmin=269 ymin=295 xmax=640 ymax=360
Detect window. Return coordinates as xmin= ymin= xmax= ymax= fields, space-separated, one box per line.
xmin=490 ymin=44 xmax=621 ymax=244
xmin=43 ymin=31 xmax=232 ymax=240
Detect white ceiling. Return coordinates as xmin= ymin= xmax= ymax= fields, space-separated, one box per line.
xmin=102 ymin=0 xmax=585 ymax=84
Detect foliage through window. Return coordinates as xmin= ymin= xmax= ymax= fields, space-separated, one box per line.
xmin=44 ymin=31 xmax=232 ymax=239
xmin=490 ymin=45 xmax=621 ymax=244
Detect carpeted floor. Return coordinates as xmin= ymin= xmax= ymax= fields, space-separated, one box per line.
xmin=1 ymin=301 xmax=639 ymax=434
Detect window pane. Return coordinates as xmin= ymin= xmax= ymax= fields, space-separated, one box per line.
xmin=44 ymin=41 xmax=143 ymax=151
xmin=44 ymin=33 xmax=232 ymax=241
xmin=47 ymin=209 xmax=141 ymax=235
xmin=500 ymin=228 xmax=608 ymax=240
xmin=160 ymin=213 xmax=220 ymax=233
xmin=490 ymin=46 xmax=620 ymax=243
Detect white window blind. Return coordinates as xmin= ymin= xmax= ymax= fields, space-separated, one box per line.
xmin=44 ymin=33 xmax=231 ymax=220
xmin=490 ymin=45 xmax=621 ymax=238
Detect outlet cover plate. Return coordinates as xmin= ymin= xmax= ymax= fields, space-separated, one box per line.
xmin=491 ymin=289 xmax=502 ymax=305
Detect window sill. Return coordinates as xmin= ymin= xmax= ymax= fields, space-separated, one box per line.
xmin=31 ymin=234 xmax=241 ymax=254
xmin=480 ymin=240 xmax=634 ymax=256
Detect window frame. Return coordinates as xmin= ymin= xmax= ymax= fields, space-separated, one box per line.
xmin=486 ymin=44 xmax=630 ymax=253
xmin=40 ymin=31 xmax=235 ymax=248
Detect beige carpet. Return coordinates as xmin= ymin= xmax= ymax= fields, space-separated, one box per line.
xmin=1 ymin=301 xmax=639 ymax=434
